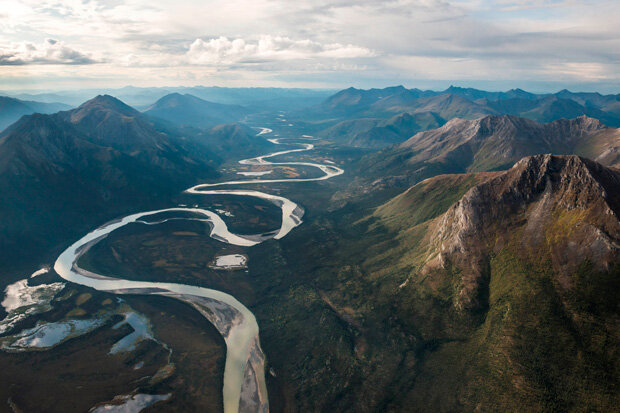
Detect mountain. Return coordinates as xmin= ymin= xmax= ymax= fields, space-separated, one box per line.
xmin=520 ymin=96 xmax=620 ymax=126
xmin=322 ymin=86 xmax=408 ymax=111
xmin=358 ymin=115 xmax=619 ymax=189
xmin=0 ymin=96 xmax=71 ymax=131
xmin=319 ymin=112 xmax=445 ymax=148
xmin=361 ymin=154 xmax=620 ymax=410
xmin=8 ymin=87 xmax=334 ymax=111
xmin=397 ymin=93 xmax=494 ymax=119
xmin=307 ymin=87 xmax=495 ymax=132
xmin=310 ymin=86 xmax=620 ymax=129
xmin=143 ymin=93 xmax=248 ymax=128
xmin=554 ymin=89 xmax=620 ymax=109
xmin=258 ymin=154 xmax=619 ymax=411
xmin=319 ymin=86 xmax=436 ymax=117
xmin=59 ymin=94 xmax=165 ymax=150
xmin=443 ymin=86 xmax=539 ymax=101
xmin=56 ymin=95 xmax=220 ymax=175
xmin=0 ymin=95 xmax=219 ymax=268
xmin=483 ymin=96 xmax=620 ymax=126
xmin=191 ymin=123 xmax=276 ymax=159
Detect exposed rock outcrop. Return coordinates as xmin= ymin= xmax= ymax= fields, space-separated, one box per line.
xmin=423 ymin=154 xmax=620 ymax=309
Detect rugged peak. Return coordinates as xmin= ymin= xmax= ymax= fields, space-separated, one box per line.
xmin=424 ymin=154 xmax=620 ymax=309
xmin=561 ymin=114 xmax=604 ymax=128
xmin=472 ymin=114 xmax=537 ymax=133
xmin=509 ymin=154 xmax=619 ymax=211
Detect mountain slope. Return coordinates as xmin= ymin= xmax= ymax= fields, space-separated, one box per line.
xmin=143 ymin=93 xmax=247 ymax=128
xmin=319 ymin=112 xmax=445 ymax=148
xmin=418 ymin=155 xmax=619 ymax=308
xmin=358 ymin=115 xmax=619 ymax=189
xmin=191 ymin=123 xmax=277 ymax=160
xmin=388 ymin=93 xmax=495 ymax=120
xmin=365 ymin=154 xmax=620 ymax=410
xmin=444 ymin=86 xmax=539 ymax=101
xmin=0 ymin=96 xmax=71 ymax=131
xmin=519 ymin=96 xmax=620 ymax=126
xmin=56 ymin=95 xmax=220 ymax=178
xmin=0 ymin=96 xmax=219 ymax=270
xmin=310 ymin=86 xmax=620 ymax=127
xmin=255 ymin=154 xmax=619 ymax=412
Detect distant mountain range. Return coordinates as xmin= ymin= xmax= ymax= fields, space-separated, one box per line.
xmin=0 ymin=96 xmax=71 ymax=131
xmin=189 ymin=123 xmax=276 ymax=159
xmin=318 ymin=112 xmax=445 ymax=148
xmin=3 ymin=86 xmax=334 ymax=110
xmin=320 ymin=85 xmax=620 ymax=122
xmin=143 ymin=93 xmax=248 ymax=128
xmin=355 ymin=114 xmax=619 ymax=190
xmin=308 ymin=86 xmax=620 ymax=147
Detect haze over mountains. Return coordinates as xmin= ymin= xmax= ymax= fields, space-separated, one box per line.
xmin=308 ymin=85 xmax=620 ymax=127
xmin=0 ymin=96 xmax=70 ymax=131
xmin=318 ymin=112 xmax=445 ymax=148
xmin=144 ymin=93 xmax=248 ymax=128
xmin=2 ymin=86 xmax=334 ymax=110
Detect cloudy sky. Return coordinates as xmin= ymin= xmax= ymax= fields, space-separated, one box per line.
xmin=1 ymin=0 xmax=618 ymax=92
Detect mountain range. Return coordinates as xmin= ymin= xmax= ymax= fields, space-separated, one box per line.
xmin=318 ymin=112 xmax=445 ymax=148
xmin=0 ymin=95 xmax=232 ymax=268
xmin=323 ymin=85 xmax=620 ymax=118
xmin=0 ymin=96 xmax=71 ymax=131
xmin=4 ymin=86 xmax=334 ymax=110
xmin=308 ymin=86 xmax=620 ymax=135
xmin=143 ymin=93 xmax=248 ymax=128
xmin=356 ymin=114 xmax=619 ymax=189
xmin=261 ymin=153 xmax=619 ymax=412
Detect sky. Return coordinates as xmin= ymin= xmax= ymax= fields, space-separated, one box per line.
xmin=0 ymin=0 xmax=618 ymax=93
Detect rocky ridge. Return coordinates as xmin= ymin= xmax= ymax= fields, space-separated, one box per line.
xmin=422 ymin=154 xmax=620 ymax=309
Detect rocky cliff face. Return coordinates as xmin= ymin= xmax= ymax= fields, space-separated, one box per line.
xmin=423 ymin=154 xmax=620 ymax=309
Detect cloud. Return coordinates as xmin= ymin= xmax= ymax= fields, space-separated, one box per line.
xmin=0 ymin=0 xmax=617 ymax=91
xmin=0 ymin=38 xmax=97 ymax=65
xmin=185 ymin=35 xmax=374 ymax=66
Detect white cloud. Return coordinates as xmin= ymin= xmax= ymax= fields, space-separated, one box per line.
xmin=185 ymin=35 xmax=374 ymax=65
xmin=0 ymin=38 xmax=97 ymax=65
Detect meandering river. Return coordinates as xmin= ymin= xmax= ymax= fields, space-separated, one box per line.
xmin=53 ymin=126 xmax=342 ymax=413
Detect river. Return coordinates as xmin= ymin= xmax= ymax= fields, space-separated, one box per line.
xmin=53 ymin=126 xmax=342 ymax=413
